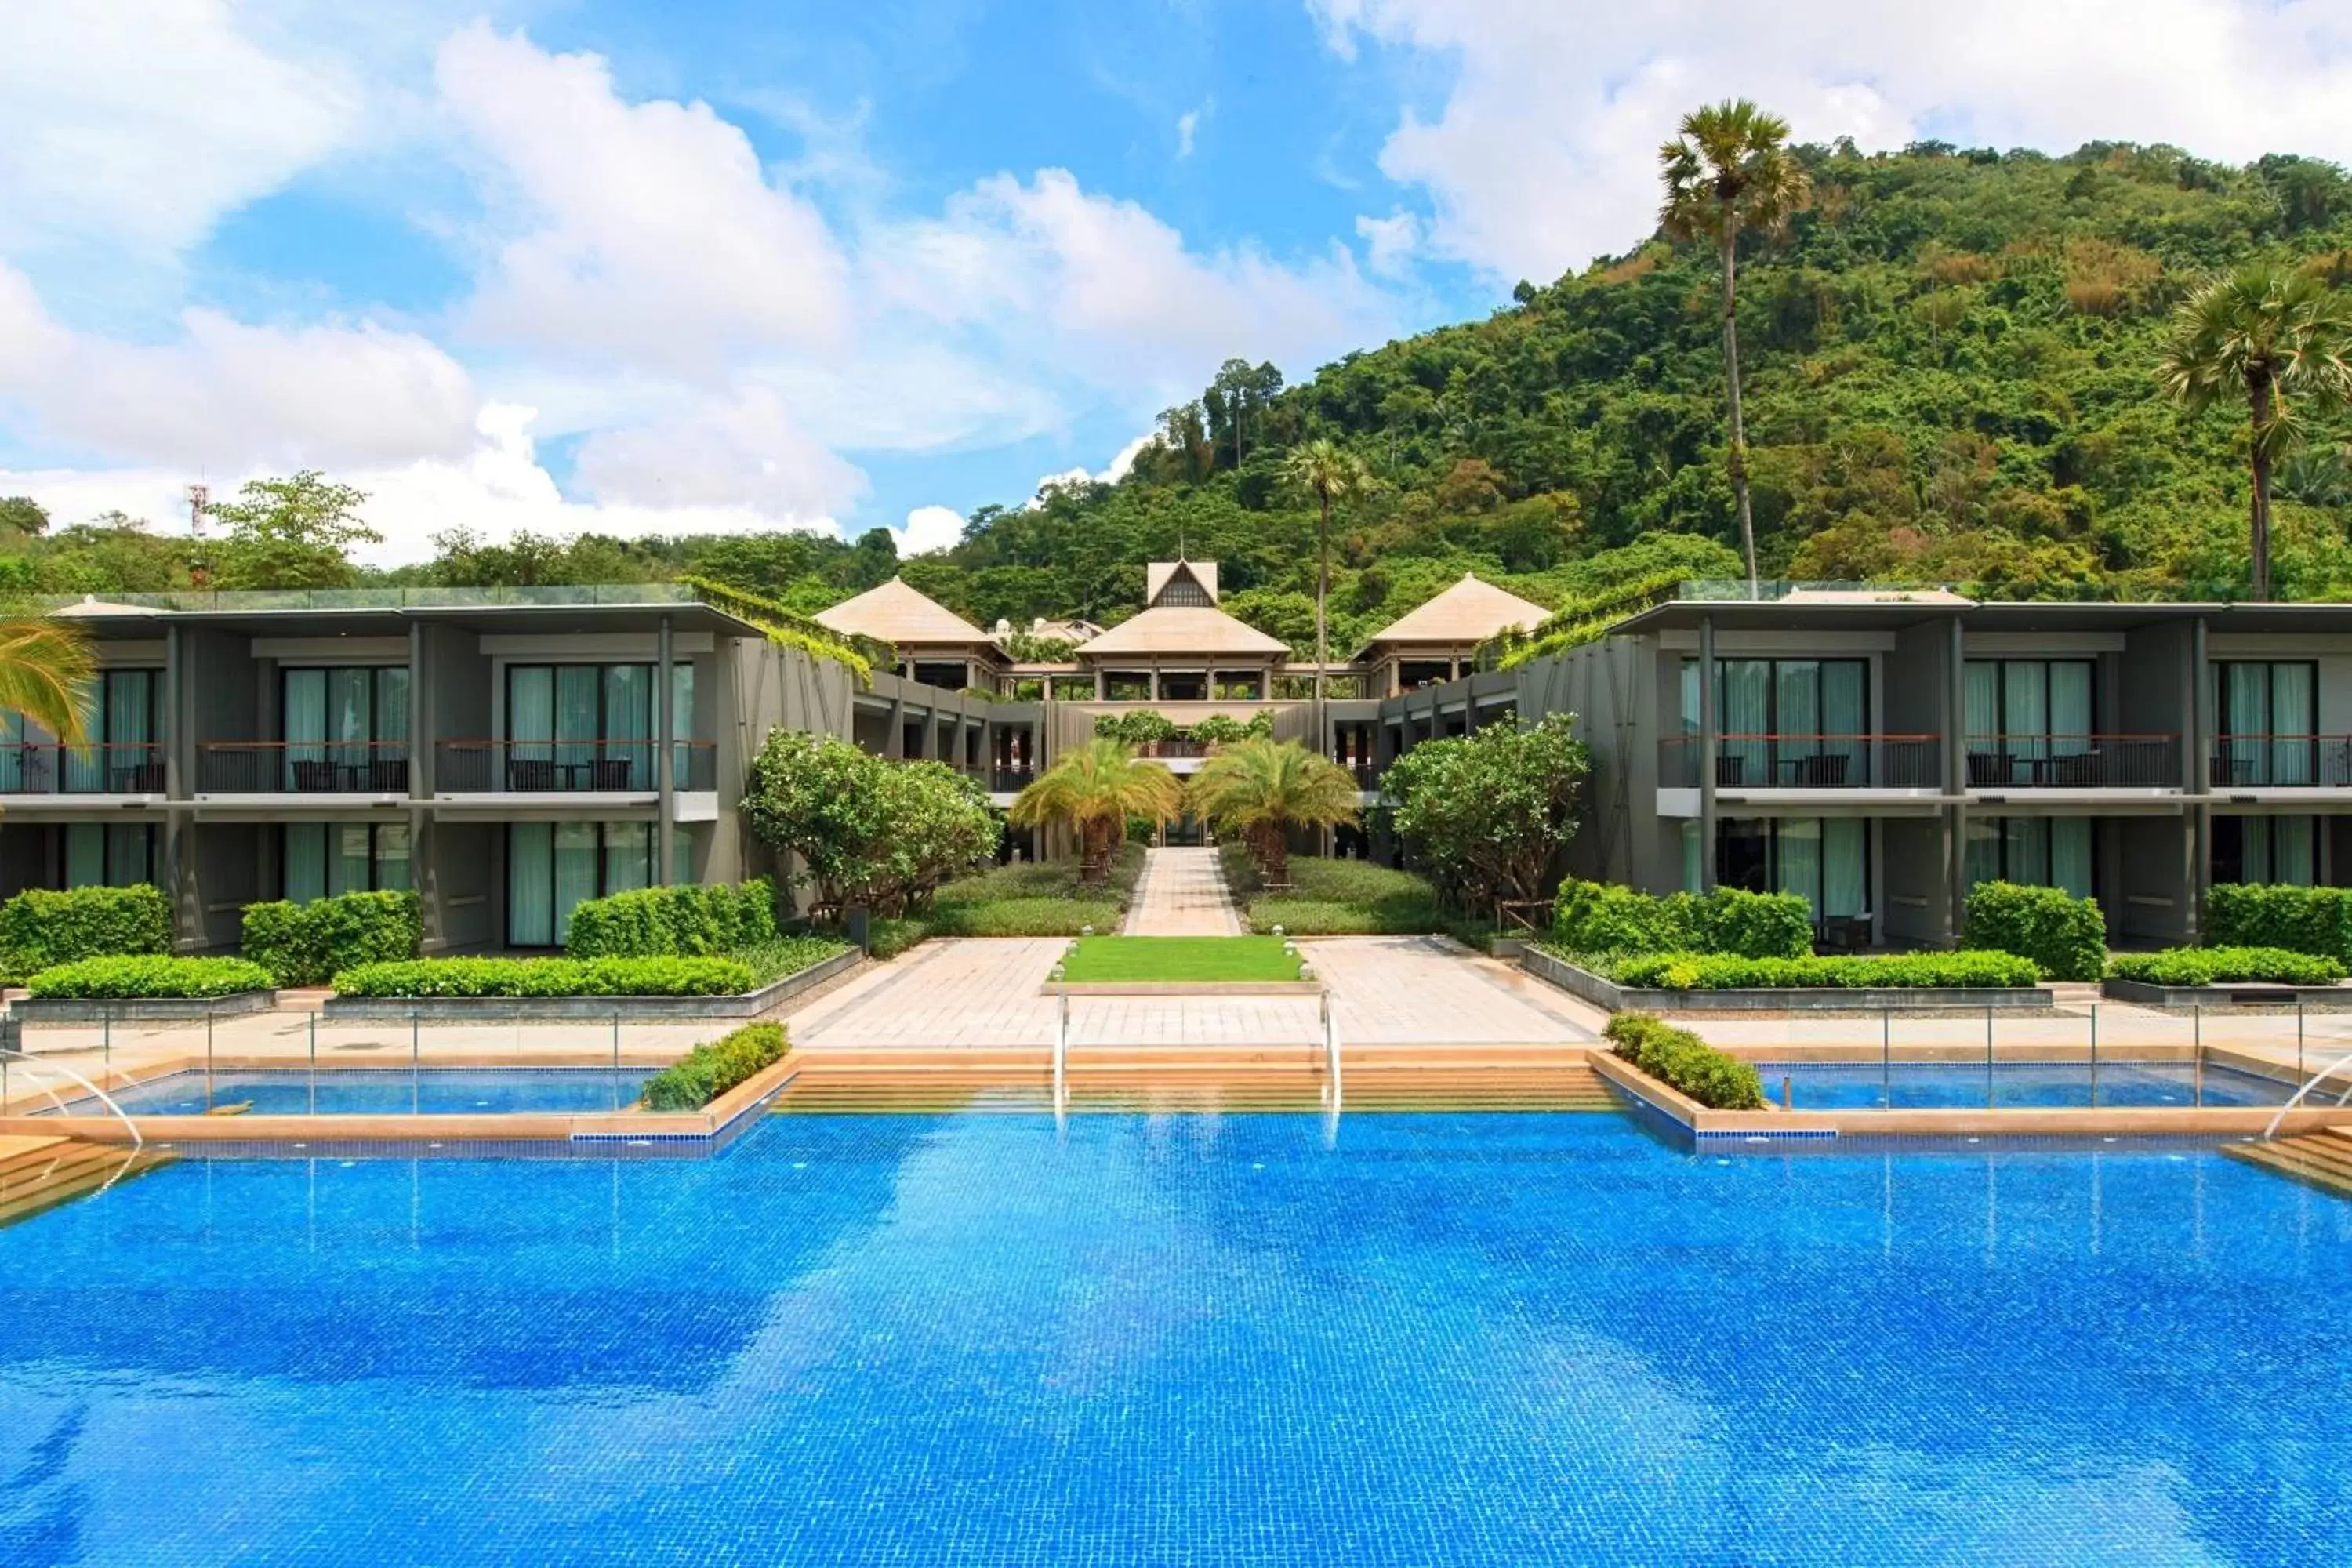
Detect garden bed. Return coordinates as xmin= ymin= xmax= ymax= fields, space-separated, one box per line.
xmin=1044 ymin=935 xmax=1320 ymax=995
xmin=1220 ymin=846 xmax=1446 ymax=935
xmin=13 ymin=956 xmax=279 ymax=1022
xmin=321 ymin=945 xmax=861 ymax=1021
xmin=1520 ymin=946 xmax=2053 ymax=1014
xmin=13 ymin=989 xmax=279 ymax=1024
xmin=2100 ymin=978 xmax=2352 ymax=1009
xmin=2100 ymin=946 xmax=2352 ymax=1008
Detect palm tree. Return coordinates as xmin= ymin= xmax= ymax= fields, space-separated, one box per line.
xmin=1185 ymin=738 xmax=1359 ymax=891
xmin=0 ymin=617 xmax=92 ymax=747
xmin=1008 ymin=738 xmax=1182 ymax=884
xmin=1658 ymin=100 xmax=1812 ymax=593
xmin=1279 ymin=439 xmax=1370 ymax=704
xmin=2158 ymin=261 xmax=2352 ymax=601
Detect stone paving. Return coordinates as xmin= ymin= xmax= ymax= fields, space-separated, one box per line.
xmin=1122 ymin=847 xmax=1243 ymax=935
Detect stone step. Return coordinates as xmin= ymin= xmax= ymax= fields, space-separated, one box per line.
xmin=0 ymin=1147 xmax=175 ymax=1230
xmin=2223 ymin=1134 xmax=2352 ymax=1198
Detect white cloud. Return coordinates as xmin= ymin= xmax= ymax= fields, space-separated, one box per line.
xmin=1029 ymin=430 xmax=1158 ymax=507
xmin=1176 ymin=108 xmax=1202 ymax=159
xmin=1354 ymin=209 xmax=1420 ymax=279
xmin=1312 ymin=0 xmax=2352 ymax=282
xmin=898 ymin=504 xmax=967 ymax=554
xmin=572 ymin=384 xmax=868 ymax=521
xmin=435 ymin=22 xmax=853 ymax=376
xmin=0 ymin=262 xmax=477 ymax=470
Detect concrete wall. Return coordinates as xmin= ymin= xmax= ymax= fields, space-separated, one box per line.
xmin=1880 ymin=815 xmax=1949 ymax=948
xmin=2117 ymin=814 xmax=2195 ymax=944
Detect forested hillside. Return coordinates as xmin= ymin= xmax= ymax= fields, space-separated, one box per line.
xmin=8 ymin=138 xmax=2351 ymax=652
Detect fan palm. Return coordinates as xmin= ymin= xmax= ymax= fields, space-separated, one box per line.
xmin=1008 ymin=738 xmax=1182 ymax=884
xmin=1279 ymin=439 xmax=1370 ymax=703
xmin=2158 ymin=262 xmax=2352 ymax=601
xmin=1659 ymin=100 xmax=1812 ymax=593
xmin=1185 ymin=738 xmax=1360 ymax=891
xmin=0 ymin=617 xmax=93 ymax=747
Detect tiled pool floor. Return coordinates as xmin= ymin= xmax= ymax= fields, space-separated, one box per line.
xmin=0 ymin=1113 xmax=2346 ymax=1565
xmin=45 ymin=1067 xmax=648 ymax=1118
xmin=1759 ymin=1058 xmax=2296 ymax=1110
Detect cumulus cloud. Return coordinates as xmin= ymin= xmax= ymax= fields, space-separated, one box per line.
xmin=1355 ymin=209 xmax=1420 ymax=279
xmin=571 ymin=384 xmax=868 ymax=521
xmin=1314 ymin=0 xmax=2352 ymax=282
xmin=898 ymin=504 xmax=967 ymax=554
xmin=1176 ymin=108 xmax=1203 ymax=159
xmin=1030 ymin=430 xmax=1156 ymax=506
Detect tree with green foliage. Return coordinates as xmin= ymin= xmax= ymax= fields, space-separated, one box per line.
xmin=1381 ymin=713 xmax=1590 ymax=912
xmin=0 ymin=617 xmax=92 ymax=747
xmin=1008 ymin=738 xmax=1181 ymax=884
xmin=206 ymin=472 xmax=380 ymax=589
xmin=0 ymin=497 xmax=48 ymax=535
xmin=1659 ymin=100 xmax=1813 ymax=591
xmin=1279 ymin=438 xmax=1370 ymax=702
xmin=2158 ymin=261 xmax=2352 ymax=599
xmin=1185 ymin=739 xmax=1359 ymax=889
xmin=742 ymin=731 xmax=996 ymax=916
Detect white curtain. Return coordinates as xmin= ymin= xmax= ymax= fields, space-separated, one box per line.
xmin=605 ymin=665 xmax=651 ymax=788
xmin=1776 ymin=661 xmax=1819 ymax=782
xmin=508 ymin=823 xmax=554 ymax=946
xmin=553 ymin=821 xmax=598 ymax=942
xmin=1777 ymin=817 xmax=1822 ymax=914
xmin=2048 ymin=662 xmax=2092 ymax=754
xmin=376 ymin=667 xmax=410 ymax=750
xmin=1719 ymin=660 xmax=1769 ymax=786
xmin=1821 ymin=660 xmax=1866 ymax=782
xmin=2271 ymin=663 xmax=2315 ymax=785
xmin=509 ymin=667 xmax=555 ymax=759
xmin=283 ymin=669 xmax=326 ymax=788
xmin=2005 ymin=662 xmax=2049 ymax=777
xmin=556 ymin=668 xmax=599 ymax=780
xmin=1823 ymin=818 xmax=1867 ymax=917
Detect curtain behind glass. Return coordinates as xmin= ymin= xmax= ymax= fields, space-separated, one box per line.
xmin=1821 ymin=661 xmax=1865 ymax=783
xmin=376 ymin=667 xmax=410 ymax=750
xmin=2271 ymin=663 xmax=2315 ymax=785
xmin=670 ymin=662 xmax=695 ymax=786
xmin=1776 ymin=661 xmax=1819 ymax=783
xmin=509 ymin=666 xmax=555 ymax=761
xmin=1717 ymin=660 xmax=1769 ymax=787
xmin=1822 ymin=818 xmax=1867 ymax=916
xmin=329 ymin=668 xmax=369 ymax=776
xmin=2224 ymin=663 xmax=2270 ymax=783
xmin=605 ymin=665 xmax=651 ymax=789
xmin=2050 ymin=818 xmax=2093 ymax=898
xmin=1964 ymin=662 xmax=2001 ymax=785
xmin=0 ymin=712 xmax=22 ymax=792
xmin=330 ymin=823 xmax=371 ymax=896
xmin=604 ymin=821 xmax=651 ymax=895
xmin=1776 ymin=817 xmax=1823 ymax=915
xmin=106 ymin=825 xmax=150 ymax=887
xmin=1964 ymin=818 xmax=2001 ymax=887
xmin=2004 ymin=817 xmax=2050 ymax=885
xmin=64 ymin=822 xmax=104 ymax=888
xmin=508 ymin=823 xmax=554 ymax=946
xmin=2004 ymin=663 xmax=2048 ymax=780
xmin=1681 ymin=821 xmax=1702 ymax=894
xmin=282 ymin=668 xmax=326 ymax=789
xmin=553 ymin=821 xmax=598 ymax=942
xmin=556 ymin=668 xmax=599 ymax=782
xmin=1679 ymin=659 xmax=1700 ymax=731
xmin=2274 ymin=815 xmax=2317 ymax=884
xmin=284 ymin=822 xmax=326 ymax=903
xmin=2048 ymin=662 xmax=2092 ymax=756
xmin=376 ymin=822 xmax=412 ymax=890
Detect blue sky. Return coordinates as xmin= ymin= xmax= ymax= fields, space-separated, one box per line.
xmin=3 ymin=1 xmax=2349 ymax=563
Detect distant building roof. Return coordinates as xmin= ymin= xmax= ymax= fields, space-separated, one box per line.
xmin=1077 ymin=605 xmax=1290 ymax=660
xmin=1363 ymin=573 xmax=1551 ymax=648
xmin=814 ymin=578 xmax=992 ymax=646
xmin=1145 ymin=561 xmax=1218 ymax=607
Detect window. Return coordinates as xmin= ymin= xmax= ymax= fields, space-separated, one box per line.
xmin=1965 ymin=816 xmax=2094 ymax=898
xmin=64 ymin=823 xmax=157 ymax=889
xmin=506 ymin=822 xmax=692 ymax=946
xmin=283 ymin=666 xmax=409 ymax=788
xmin=1682 ymin=658 xmax=1869 ymax=786
xmin=506 ymin=662 xmax=695 ymax=791
xmin=283 ymin=822 xmax=411 ymax=902
xmin=2212 ymin=662 xmax=2318 ymax=786
xmin=1713 ymin=817 xmax=1869 ymax=919
xmin=2212 ymin=815 xmax=2318 ymax=886
xmin=64 ymin=670 xmax=164 ymax=792
xmin=1153 ymin=570 xmax=1212 ymax=608
xmin=1964 ymin=660 xmax=2093 ymax=785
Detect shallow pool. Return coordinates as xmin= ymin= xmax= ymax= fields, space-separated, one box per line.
xmin=0 ymin=1113 xmax=2345 ymax=1564
xmin=1758 ymin=1058 xmax=2297 ymax=1110
xmin=49 ymin=1067 xmax=646 ymax=1117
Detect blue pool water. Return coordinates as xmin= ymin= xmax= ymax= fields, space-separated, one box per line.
xmin=1762 ymin=1059 xmax=2296 ymax=1111
xmin=50 ymin=1068 xmax=646 ymax=1118
xmin=1 ymin=1113 xmax=2347 ymax=1565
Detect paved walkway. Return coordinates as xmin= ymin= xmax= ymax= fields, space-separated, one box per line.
xmin=1123 ymin=846 xmax=1243 ymax=935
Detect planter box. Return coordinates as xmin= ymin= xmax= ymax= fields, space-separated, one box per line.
xmin=1519 ymin=947 xmax=2053 ymax=1014
xmin=12 ymin=989 xmax=277 ymax=1025
xmin=2102 ymin=977 xmax=2352 ymax=1010
xmin=321 ymin=946 xmax=863 ymax=1022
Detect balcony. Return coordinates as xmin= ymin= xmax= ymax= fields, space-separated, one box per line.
xmin=435 ymin=741 xmax=717 ymax=793
xmin=198 ymin=742 xmax=410 ymax=794
xmin=2211 ymin=735 xmax=2352 ymax=789
xmin=0 ymin=742 xmax=166 ymax=795
xmin=1965 ymin=734 xmax=2179 ymax=789
xmin=990 ymin=766 xmax=1035 ymax=793
xmin=1659 ymin=735 xmax=1942 ymax=790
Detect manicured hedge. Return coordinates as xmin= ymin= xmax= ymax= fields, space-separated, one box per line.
xmin=241 ymin=890 xmax=421 ymax=987
xmin=1961 ymin=881 xmax=2107 ymax=981
xmin=1605 ymin=1013 xmax=1766 ymax=1109
xmin=1603 ymin=950 xmax=2042 ymax=990
xmin=564 ymin=880 xmax=777 ymax=959
xmin=2205 ymin=884 xmax=2352 ymax=965
xmin=27 ymin=956 xmax=274 ymax=1000
xmin=735 ymin=936 xmax=854 ymax=986
xmin=0 ymin=884 xmax=172 ymax=976
xmin=2106 ymin=946 xmax=2348 ymax=987
xmin=927 ymin=898 xmax=1123 ymax=937
xmin=641 ymin=1023 xmax=788 ymax=1111
xmin=1551 ymin=879 xmax=1813 ymax=959
xmin=332 ymin=956 xmax=754 ymax=997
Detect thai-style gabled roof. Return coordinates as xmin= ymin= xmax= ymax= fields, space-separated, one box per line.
xmin=814 ymin=578 xmax=992 ymax=646
xmin=1363 ymin=573 xmax=1551 ymax=647
xmin=1145 ymin=561 xmax=1218 ymax=606
xmin=1076 ymin=605 xmax=1290 ymax=660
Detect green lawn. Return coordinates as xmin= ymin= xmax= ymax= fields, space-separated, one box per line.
xmin=1057 ymin=935 xmax=1305 ymax=983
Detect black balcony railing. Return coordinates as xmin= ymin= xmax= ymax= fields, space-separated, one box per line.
xmin=0 ymin=742 xmax=166 ymax=795
xmin=990 ymin=767 xmax=1035 ymax=793
xmin=2211 ymin=734 xmax=2352 ymax=788
xmin=1658 ymin=735 xmax=1942 ymax=789
xmin=435 ymin=740 xmax=717 ymax=793
xmin=1964 ymin=734 xmax=2179 ymax=789
xmin=1342 ymin=761 xmax=1381 ymax=789
xmin=198 ymin=742 xmax=410 ymax=793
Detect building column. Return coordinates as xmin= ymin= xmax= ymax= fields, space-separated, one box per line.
xmin=885 ymin=699 xmax=906 ymax=758
xmin=655 ymin=614 xmax=675 ymax=887
xmin=1944 ymin=615 xmax=1969 ymax=946
xmin=2187 ymin=615 xmax=2210 ymax=942
xmin=1697 ymin=613 xmax=1718 ymax=893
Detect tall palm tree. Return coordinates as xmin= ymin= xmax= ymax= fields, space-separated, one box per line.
xmin=0 ymin=617 xmax=93 ymax=747
xmin=1186 ymin=738 xmax=1359 ymax=891
xmin=1659 ymin=100 xmax=1813 ymax=593
xmin=2158 ymin=261 xmax=2352 ymax=601
xmin=1008 ymin=738 xmax=1182 ymax=884
xmin=1279 ymin=439 xmax=1370 ymax=704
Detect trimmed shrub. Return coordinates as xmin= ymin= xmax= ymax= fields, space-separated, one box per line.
xmin=331 ymin=956 xmax=753 ymax=997
xmin=27 ymin=956 xmax=274 ymax=1000
xmin=927 ymin=898 xmax=1124 ymax=937
xmin=0 ymin=884 xmax=172 ymax=976
xmin=564 ymin=880 xmax=776 ymax=960
xmin=2205 ymin=884 xmax=2352 ymax=965
xmin=734 ymin=936 xmax=853 ymax=986
xmin=864 ymin=918 xmax=931 ymax=960
xmin=1605 ymin=1013 xmax=1766 ymax=1109
xmin=1961 ymin=881 xmax=2106 ymax=981
xmin=2106 ymin=946 xmax=2347 ymax=987
xmin=1550 ymin=879 xmax=1813 ymax=959
xmin=641 ymin=1023 xmax=787 ymax=1112
xmin=1601 ymin=950 xmax=2041 ymax=990
xmin=241 ymin=890 xmax=421 ymax=987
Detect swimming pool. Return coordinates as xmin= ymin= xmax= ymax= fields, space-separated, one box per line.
xmin=0 ymin=1113 xmax=2344 ymax=1564
xmin=1758 ymin=1059 xmax=2297 ymax=1110
xmin=45 ymin=1067 xmax=647 ymax=1117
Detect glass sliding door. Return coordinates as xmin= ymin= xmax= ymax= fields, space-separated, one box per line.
xmin=2214 ymin=660 xmax=2318 ymax=786
xmin=1966 ymin=660 xmax=2096 ymax=784
xmin=2214 ymin=815 xmax=2320 ymax=885
xmin=1686 ymin=657 xmax=1871 ymax=785
xmin=505 ymin=820 xmax=666 ymax=945
xmin=553 ymin=821 xmax=598 ymax=941
xmin=282 ymin=822 xmax=416 ymax=902
xmin=283 ymin=666 xmax=409 ymax=789
xmin=1968 ymin=815 xmax=2096 ymax=897
xmin=1715 ymin=816 xmax=1870 ymax=922
xmin=508 ymin=823 xmax=555 ymax=946
xmin=67 ymin=670 xmax=162 ymax=792
xmin=64 ymin=822 xmax=154 ymax=889
xmin=604 ymin=666 xmax=651 ymax=789
xmin=505 ymin=663 xmax=690 ymax=790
